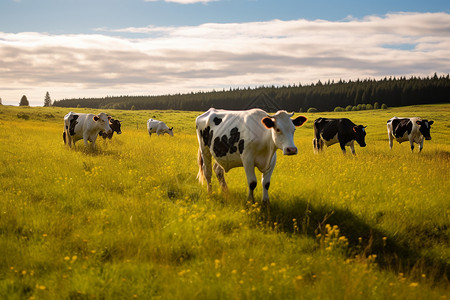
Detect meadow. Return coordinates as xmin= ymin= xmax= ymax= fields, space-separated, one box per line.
xmin=0 ymin=104 xmax=449 ymax=299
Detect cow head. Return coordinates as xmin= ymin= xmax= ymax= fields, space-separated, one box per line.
xmin=93 ymin=113 xmax=112 ymax=134
xmin=417 ymin=119 xmax=434 ymax=140
xmin=110 ymin=119 xmax=122 ymax=135
xmin=168 ymin=127 xmax=174 ymax=136
xmin=262 ymin=111 xmax=307 ymax=155
xmin=353 ymin=125 xmax=367 ymax=147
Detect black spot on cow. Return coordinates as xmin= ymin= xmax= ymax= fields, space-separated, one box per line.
xmin=392 ymin=119 xmax=412 ymax=138
xmin=212 ymin=127 xmax=245 ymax=157
xmin=238 ymin=139 xmax=245 ymax=154
xmin=69 ymin=115 xmax=79 ymax=136
xmin=213 ymin=135 xmax=230 ymax=157
xmin=264 ymin=182 xmax=270 ymax=190
xmin=213 ymin=117 xmax=222 ymax=126
xmin=250 ymin=182 xmax=257 ymax=191
xmin=228 ymin=127 xmax=240 ymax=154
xmin=200 ymin=126 xmax=213 ymax=147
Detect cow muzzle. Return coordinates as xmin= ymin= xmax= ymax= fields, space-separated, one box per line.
xmin=283 ymin=147 xmax=298 ymax=155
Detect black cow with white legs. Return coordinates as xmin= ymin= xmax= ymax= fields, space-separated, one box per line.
xmin=99 ymin=119 xmax=122 ymax=139
xmin=313 ymin=118 xmax=367 ymax=155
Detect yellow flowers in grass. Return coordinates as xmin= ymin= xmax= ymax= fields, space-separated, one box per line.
xmin=317 ymin=224 xmax=349 ymax=253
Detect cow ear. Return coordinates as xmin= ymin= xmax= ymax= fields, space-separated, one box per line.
xmin=292 ymin=116 xmax=307 ymax=127
xmin=416 ymin=120 xmax=422 ymax=125
xmin=170 ymin=127 xmax=173 ymax=130
xmin=261 ymin=117 xmax=275 ymax=129
xmin=93 ymin=115 xmax=99 ymax=121
xmin=429 ymin=120 xmax=434 ymax=125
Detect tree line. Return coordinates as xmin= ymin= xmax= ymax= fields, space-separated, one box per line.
xmin=52 ymin=74 xmax=449 ymax=112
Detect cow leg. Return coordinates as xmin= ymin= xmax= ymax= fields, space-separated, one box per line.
xmin=388 ymin=134 xmax=394 ymax=149
xmin=213 ymin=162 xmax=228 ymax=193
xmin=199 ymin=149 xmax=213 ymax=193
xmin=409 ymin=138 xmax=415 ymax=152
xmin=243 ymin=160 xmax=257 ymax=203
xmin=261 ymin=154 xmax=276 ymax=206
xmin=349 ymin=142 xmax=356 ymax=155
xmin=419 ymin=139 xmax=424 ymax=152
xmin=340 ymin=142 xmax=347 ymax=155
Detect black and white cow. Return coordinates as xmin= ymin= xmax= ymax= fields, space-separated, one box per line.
xmin=313 ymin=118 xmax=367 ymax=155
xmin=147 ymin=119 xmax=173 ymax=136
xmin=196 ymin=108 xmax=307 ymax=205
xmin=63 ymin=112 xmax=112 ymax=148
xmin=99 ymin=119 xmax=122 ymax=139
xmin=387 ymin=117 xmax=434 ymax=152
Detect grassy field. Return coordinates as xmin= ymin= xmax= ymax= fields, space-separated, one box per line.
xmin=0 ymin=104 xmax=449 ymax=299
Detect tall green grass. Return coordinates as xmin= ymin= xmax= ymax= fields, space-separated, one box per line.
xmin=0 ymin=104 xmax=448 ymax=299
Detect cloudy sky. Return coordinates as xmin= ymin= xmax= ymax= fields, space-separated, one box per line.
xmin=1 ymin=0 xmax=449 ymax=106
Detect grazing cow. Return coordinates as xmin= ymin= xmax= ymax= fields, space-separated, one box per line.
xmin=313 ymin=118 xmax=367 ymax=155
xmin=63 ymin=112 xmax=112 ymax=148
xmin=99 ymin=119 xmax=122 ymax=139
xmin=196 ymin=108 xmax=307 ymax=205
xmin=147 ymin=119 xmax=173 ymax=136
xmin=387 ymin=117 xmax=434 ymax=152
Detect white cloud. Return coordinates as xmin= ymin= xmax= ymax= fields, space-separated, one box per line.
xmin=1 ymin=12 xmax=449 ymax=105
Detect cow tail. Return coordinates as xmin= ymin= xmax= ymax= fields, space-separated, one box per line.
xmin=197 ymin=148 xmax=205 ymax=184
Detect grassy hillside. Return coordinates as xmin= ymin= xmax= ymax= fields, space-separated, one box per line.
xmin=0 ymin=104 xmax=449 ymax=299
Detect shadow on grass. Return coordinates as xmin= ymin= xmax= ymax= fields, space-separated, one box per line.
xmin=268 ymin=196 xmax=449 ymax=285
xmin=67 ymin=144 xmax=120 ymax=157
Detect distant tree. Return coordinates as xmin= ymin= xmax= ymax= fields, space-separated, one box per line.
xmin=345 ymin=105 xmax=352 ymax=111
xmin=44 ymin=91 xmax=52 ymax=107
xmin=381 ymin=103 xmax=388 ymax=110
xmin=50 ymin=74 xmax=450 ymax=112
xmin=352 ymin=106 xmax=358 ymax=111
xmin=366 ymin=103 xmax=373 ymax=110
xmin=334 ymin=106 xmax=344 ymax=112
xmin=19 ymin=95 xmax=29 ymax=106
xmin=307 ymin=107 xmax=318 ymax=113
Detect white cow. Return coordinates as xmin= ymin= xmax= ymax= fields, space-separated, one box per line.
xmin=196 ymin=108 xmax=307 ymax=205
xmin=147 ymin=119 xmax=173 ymax=136
xmin=387 ymin=117 xmax=434 ymax=152
xmin=63 ymin=112 xmax=112 ymax=148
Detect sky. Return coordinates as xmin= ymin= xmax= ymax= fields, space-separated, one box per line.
xmin=0 ymin=0 xmax=449 ymax=106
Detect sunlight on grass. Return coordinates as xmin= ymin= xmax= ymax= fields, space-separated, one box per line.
xmin=0 ymin=105 xmax=448 ymax=299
